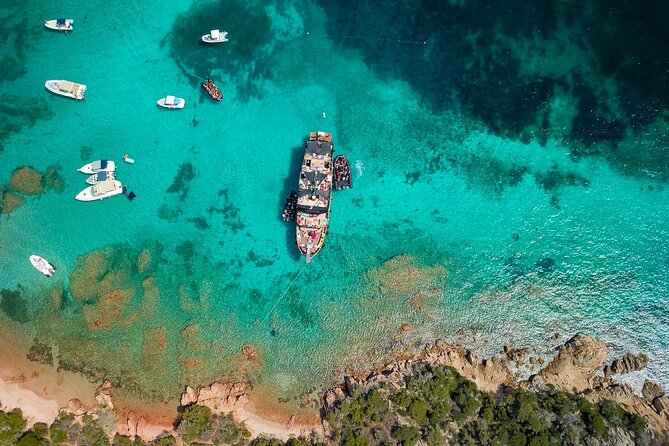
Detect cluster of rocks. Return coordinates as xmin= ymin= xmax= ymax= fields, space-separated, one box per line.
xmin=604 ymin=352 xmax=649 ymax=378
xmin=61 ymin=380 xmax=152 ymax=438
xmin=180 ymin=380 xmax=251 ymax=413
xmin=322 ymin=335 xmax=669 ymax=436
xmin=62 ymin=380 xmax=114 ymax=416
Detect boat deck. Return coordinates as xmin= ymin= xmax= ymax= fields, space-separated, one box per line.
xmin=296 ymin=131 xmax=334 ymax=261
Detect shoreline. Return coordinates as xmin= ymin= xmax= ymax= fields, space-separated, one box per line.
xmin=1 ymin=332 xmax=667 ymax=441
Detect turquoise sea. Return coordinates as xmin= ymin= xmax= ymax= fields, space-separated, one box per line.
xmin=0 ymin=0 xmax=668 ymax=405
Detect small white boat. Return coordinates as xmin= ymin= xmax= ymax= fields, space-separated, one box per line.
xmin=45 ymin=80 xmax=86 ymax=100
xmin=86 ymin=171 xmax=114 ymax=185
xmin=75 ymin=179 xmax=123 ymax=201
xmin=78 ymin=160 xmax=115 ymax=174
xmin=123 ymin=155 xmax=135 ymax=164
xmin=44 ymin=18 xmax=73 ymax=32
xmin=201 ymin=29 xmax=228 ymax=43
xmin=30 ymin=255 xmax=56 ymax=277
xmin=157 ymin=95 xmax=185 ymax=109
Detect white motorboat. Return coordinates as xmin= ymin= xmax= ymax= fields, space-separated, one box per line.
xmin=45 ymin=80 xmax=86 ymax=100
xmin=86 ymin=171 xmax=115 ymax=185
xmin=201 ymin=29 xmax=228 ymax=43
xmin=78 ymin=160 xmax=116 ymax=174
xmin=157 ymin=95 xmax=185 ymax=109
xmin=44 ymin=18 xmax=73 ymax=32
xmin=75 ymin=179 xmax=123 ymax=201
xmin=30 ymin=255 xmax=56 ymax=277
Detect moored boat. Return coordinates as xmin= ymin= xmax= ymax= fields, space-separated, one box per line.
xmin=282 ymin=191 xmax=298 ymax=222
xmin=29 ymin=255 xmax=56 ymax=277
xmin=44 ymin=18 xmax=73 ymax=31
xmin=157 ymin=95 xmax=185 ymax=109
xmin=86 ymin=171 xmax=114 ymax=185
xmin=78 ymin=160 xmax=115 ymax=174
xmin=202 ymin=79 xmax=222 ymax=101
xmin=201 ymin=29 xmax=228 ymax=43
xmin=75 ymin=179 xmax=123 ymax=201
xmin=334 ymin=155 xmax=352 ymax=190
xmin=295 ymin=131 xmax=334 ymax=262
xmin=45 ymin=80 xmax=86 ymax=100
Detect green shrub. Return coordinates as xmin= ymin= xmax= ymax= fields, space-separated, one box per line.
xmin=16 ymin=431 xmax=43 ymax=446
xmin=407 ymin=399 xmax=428 ymax=425
xmin=49 ymin=428 xmax=68 ymax=444
xmin=79 ymin=422 xmax=110 ymax=446
xmin=112 ymin=433 xmax=134 ymax=446
xmin=149 ymin=432 xmax=176 ymax=446
xmin=0 ymin=409 xmax=27 ymax=445
xmin=31 ymin=423 xmax=48 ymax=439
xmin=178 ymin=405 xmax=213 ymax=443
xmin=391 ymin=426 xmax=420 ymax=446
xmin=622 ymin=412 xmax=646 ymax=436
xmin=425 ymin=428 xmax=444 ymax=446
xmin=340 ymin=427 xmax=368 ymax=446
xmin=250 ymin=436 xmax=285 ymax=446
xmin=285 ymin=437 xmax=311 ymax=446
xmin=509 ymin=431 xmax=527 ymax=446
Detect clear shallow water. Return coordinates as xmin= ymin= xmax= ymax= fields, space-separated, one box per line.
xmin=0 ymin=0 xmax=668 ymax=404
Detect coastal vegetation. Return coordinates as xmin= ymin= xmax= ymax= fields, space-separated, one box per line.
xmin=0 ymin=364 xmax=653 ymax=445
xmin=323 ymin=364 xmax=649 ymax=445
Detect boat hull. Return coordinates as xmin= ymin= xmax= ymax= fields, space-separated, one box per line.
xmin=75 ymin=180 xmax=123 ymax=201
xmin=202 ymin=81 xmax=222 ymax=101
xmin=78 ymin=160 xmax=116 ymax=174
xmin=157 ymin=97 xmax=186 ymax=109
xmin=334 ymin=155 xmax=353 ymax=190
xmin=44 ymin=19 xmax=73 ymax=31
xmin=201 ymin=31 xmax=228 ymax=43
xmin=30 ymin=255 xmax=56 ymax=277
xmin=45 ymin=80 xmax=86 ymax=100
xmin=295 ymin=131 xmax=334 ymax=262
xmin=86 ymin=171 xmax=114 ymax=185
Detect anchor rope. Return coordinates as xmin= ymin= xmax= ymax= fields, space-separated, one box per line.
xmin=262 ymin=262 xmax=308 ymax=323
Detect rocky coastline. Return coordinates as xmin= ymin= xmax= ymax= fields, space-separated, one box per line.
xmin=322 ymin=334 xmax=669 ymax=440
xmin=2 ymin=333 xmax=667 ymax=444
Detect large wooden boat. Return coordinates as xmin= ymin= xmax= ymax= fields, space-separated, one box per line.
xmin=295 ymin=131 xmax=334 ymax=263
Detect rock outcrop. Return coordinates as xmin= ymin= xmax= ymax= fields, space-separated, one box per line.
xmin=603 ymin=352 xmax=649 ymax=378
xmin=180 ymin=380 xmax=251 ymax=413
xmin=95 ymin=380 xmax=114 ymax=410
xmin=531 ymin=335 xmax=608 ymax=392
xmin=643 ymin=380 xmax=665 ymax=402
xmin=322 ymin=334 xmax=669 ymax=437
xmin=61 ymin=380 xmax=115 ymax=419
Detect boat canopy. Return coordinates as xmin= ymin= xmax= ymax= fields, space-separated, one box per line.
xmin=301 ymin=170 xmax=328 ymax=185
xmin=59 ymin=80 xmax=74 ymax=92
xmin=297 ymin=203 xmax=329 ymax=214
xmin=166 ymin=95 xmax=176 ymax=105
xmin=97 ymin=171 xmax=109 ymax=181
xmin=91 ymin=160 xmax=107 ymax=170
xmin=305 ymin=140 xmax=333 ymax=155
xmin=57 ymin=18 xmax=66 ymax=25
xmin=298 ymin=187 xmax=330 ymax=201
xmin=94 ymin=180 xmax=116 ymax=194
xmin=211 ymin=29 xmax=220 ymax=39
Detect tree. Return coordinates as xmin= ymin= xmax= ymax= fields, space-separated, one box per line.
xmin=178 ymin=405 xmax=213 ymax=443
xmin=391 ymin=426 xmax=420 ymax=446
xmin=0 ymin=408 xmax=27 ymax=445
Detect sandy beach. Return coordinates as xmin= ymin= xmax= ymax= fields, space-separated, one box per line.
xmin=0 ymin=319 xmax=320 ymax=440
xmin=0 ymin=319 xmax=98 ymax=424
